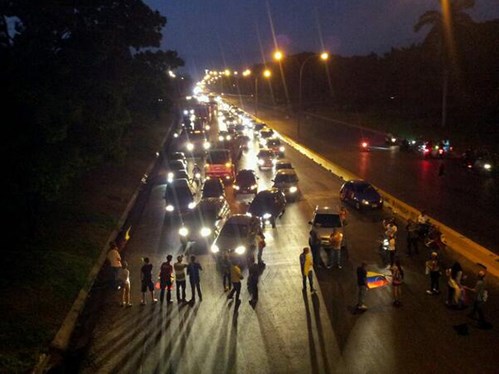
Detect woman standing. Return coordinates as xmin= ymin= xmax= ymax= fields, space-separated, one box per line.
xmin=119 ymin=261 xmax=132 ymax=307
xmin=390 ymin=260 xmax=404 ymax=306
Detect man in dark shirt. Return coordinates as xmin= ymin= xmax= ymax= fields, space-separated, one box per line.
xmin=159 ymin=255 xmax=173 ymax=304
xmin=141 ymin=257 xmax=157 ymax=305
xmin=187 ymin=255 xmax=203 ymax=303
xmin=356 ymin=262 xmax=368 ymax=310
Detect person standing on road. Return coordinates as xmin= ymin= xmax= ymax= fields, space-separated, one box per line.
xmin=174 ymin=255 xmax=188 ymax=303
xmin=119 ymin=261 xmax=132 ymax=307
xmin=329 ymin=228 xmax=343 ymax=269
xmin=356 ymin=262 xmax=369 ymax=310
xmin=464 ymin=270 xmax=488 ymax=327
xmin=159 ymin=255 xmax=174 ymax=304
xmin=390 ymin=260 xmax=404 ymax=307
xmin=221 ymin=252 xmax=232 ymax=292
xmin=387 ymin=236 xmax=396 ymax=268
xmin=300 ymin=247 xmax=316 ymax=293
xmin=309 ymin=230 xmax=325 ymax=269
xmin=247 ymin=257 xmax=261 ymax=306
xmin=256 ymin=229 xmax=266 ymax=265
xmin=227 ymin=262 xmax=243 ymax=302
xmin=140 ymin=257 xmax=157 ymax=305
xmin=425 ymin=252 xmax=441 ymax=295
xmin=446 ymin=261 xmax=464 ymax=308
xmin=107 ymin=242 xmax=122 ymax=289
xmin=405 ymin=218 xmax=419 ymax=256
xmin=187 ymin=255 xmax=203 ymax=303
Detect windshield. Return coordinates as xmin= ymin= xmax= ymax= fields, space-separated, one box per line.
xmin=236 ymin=171 xmax=255 ymax=184
xmin=165 ymin=185 xmax=193 ymax=203
xmin=258 ymin=150 xmax=273 ymax=158
xmin=207 ymin=150 xmax=230 ymax=164
xmin=220 ymin=222 xmax=249 ymax=238
xmin=313 ymin=213 xmax=341 ymax=228
xmin=274 ymin=174 xmax=298 ymax=183
xmin=354 ymin=183 xmax=375 ymax=194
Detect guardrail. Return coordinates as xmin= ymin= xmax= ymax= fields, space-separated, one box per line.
xmin=276 ymin=130 xmax=499 ymax=278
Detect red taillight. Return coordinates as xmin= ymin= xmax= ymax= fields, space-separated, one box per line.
xmin=361 ymin=142 xmax=368 ymax=148
xmin=438 ymin=149 xmax=443 ymax=154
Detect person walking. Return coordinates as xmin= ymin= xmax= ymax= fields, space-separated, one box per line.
xmin=119 ymin=261 xmax=132 ymax=307
xmin=247 ymin=257 xmax=261 ymax=306
xmin=174 ymin=255 xmax=188 ymax=303
xmin=256 ymin=229 xmax=266 ymax=265
xmin=227 ymin=262 xmax=243 ymax=302
xmin=159 ymin=255 xmax=174 ymax=304
xmin=405 ymin=218 xmax=419 ymax=256
xmin=425 ymin=252 xmax=441 ymax=295
xmin=390 ymin=260 xmax=404 ymax=306
xmin=329 ymin=228 xmax=343 ymax=269
xmin=446 ymin=261 xmax=464 ymax=308
xmin=464 ymin=270 xmax=488 ymax=327
xmin=221 ymin=252 xmax=232 ymax=292
xmin=356 ymin=262 xmax=369 ymax=310
xmin=187 ymin=255 xmax=203 ymax=303
xmin=300 ymin=247 xmax=316 ymax=293
xmin=107 ymin=242 xmax=122 ymax=289
xmin=309 ymin=229 xmax=325 ymax=269
xmin=140 ymin=257 xmax=157 ymax=305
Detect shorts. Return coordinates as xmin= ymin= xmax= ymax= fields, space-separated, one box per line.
xmin=141 ymin=280 xmax=154 ymax=292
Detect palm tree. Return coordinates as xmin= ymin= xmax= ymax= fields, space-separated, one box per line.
xmin=414 ymin=0 xmax=475 ymax=127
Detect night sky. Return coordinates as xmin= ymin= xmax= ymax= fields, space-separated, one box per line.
xmin=145 ymin=0 xmax=499 ymax=79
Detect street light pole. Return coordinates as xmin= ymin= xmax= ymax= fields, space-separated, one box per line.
xmin=297 ymin=52 xmax=329 ymax=139
xmin=254 ymin=77 xmax=258 ymax=117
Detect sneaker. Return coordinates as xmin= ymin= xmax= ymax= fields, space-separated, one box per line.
xmin=426 ymin=290 xmax=434 ymax=295
xmin=358 ymin=304 xmax=368 ymax=310
xmin=121 ymin=302 xmax=126 ymax=307
xmin=152 ymin=299 xmax=158 ymax=304
xmin=432 ymin=289 xmax=440 ymax=295
xmin=337 ymin=265 xmax=342 ymax=270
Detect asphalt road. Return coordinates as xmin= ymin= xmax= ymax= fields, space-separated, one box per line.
xmin=236 ymin=99 xmax=499 ymax=254
xmin=76 ymin=120 xmax=498 ymax=374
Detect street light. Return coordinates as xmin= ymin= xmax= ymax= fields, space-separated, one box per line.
xmin=297 ymin=52 xmax=329 ymax=139
xmin=249 ymin=69 xmax=272 ymax=118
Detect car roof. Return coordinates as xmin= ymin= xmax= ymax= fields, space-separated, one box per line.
xmin=257 ymin=148 xmax=273 ymax=154
xmin=204 ymin=178 xmax=223 ymax=186
xmin=237 ymin=169 xmax=255 ymax=175
xmin=275 ymin=168 xmax=297 ymax=176
xmin=255 ymin=188 xmax=281 ymax=196
xmin=226 ymin=214 xmax=254 ymax=224
xmin=314 ymin=205 xmax=340 ymax=215
xmin=197 ymin=197 xmax=226 ymax=208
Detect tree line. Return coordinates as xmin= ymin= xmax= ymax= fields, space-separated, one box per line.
xmin=0 ymin=1 xmax=185 ymax=243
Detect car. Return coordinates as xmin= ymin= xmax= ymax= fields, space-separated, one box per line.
xmin=169 ymin=152 xmax=188 ymax=168
xmin=253 ymin=122 xmax=266 ymax=133
xmin=271 ymin=169 xmax=301 ymax=201
xmin=167 ymin=168 xmax=190 ymax=183
xmin=205 ymin=149 xmax=236 ymax=182
xmin=274 ymin=159 xmax=294 ymax=171
xmin=218 ymin=130 xmax=232 ymax=142
xmin=247 ymin=188 xmax=286 ymax=228
xmin=233 ymin=169 xmax=258 ymax=195
xmin=164 ymin=178 xmax=196 ymax=216
xmin=308 ymin=206 xmax=345 ymax=249
xmin=256 ymin=149 xmax=276 ymax=170
xmin=339 ymin=180 xmax=383 ymax=210
xmin=180 ymin=129 xmax=211 ymax=156
xmin=234 ymin=123 xmax=246 ymax=135
xmin=236 ymin=135 xmax=252 ymax=150
xmin=258 ymin=128 xmax=275 ymax=146
xmin=178 ymin=197 xmax=231 ymax=248
xmin=200 ymin=178 xmax=226 ymax=199
xmin=210 ymin=214 xmax=262 ymax=260
xmin=266 ymin=138 xmax=285 ymax=157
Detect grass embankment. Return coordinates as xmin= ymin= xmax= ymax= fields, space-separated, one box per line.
xmin=0 ymin=113 xmax=171 ymax=373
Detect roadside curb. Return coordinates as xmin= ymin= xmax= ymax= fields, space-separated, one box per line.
xmin=277 ymin=131 xmax=499 ymax=278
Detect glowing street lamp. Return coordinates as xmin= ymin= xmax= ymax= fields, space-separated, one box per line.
xmin=273 ymin=50 xmax=284 ymax=61
xmin=298 ymin=52 xmax=330 ymax=139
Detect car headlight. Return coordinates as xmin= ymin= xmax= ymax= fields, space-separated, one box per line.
xmin=200 ymin=227 xmax=212 ymax=237
xmin=188 ymin=202 xmax=196 ymax=209
xmin=167 ymin=172 xmax=174 ymax=182
xmin=272 ymin=159 xmax=277 ymax=164
xmin=203 ymin=142 xmax=211 ymax=150
xmin=484 ymin=163 xmax=492 ymax=170
xmin=179 ymin=227 xmax=189 ymax=236
xmin=166 ymin=204 xmax=174 ymax=212
xmin=263 ymin=213 xmax=271 ymax=219
xmin=289 ymin=186 xmax=298 ymax=193
xmin=211 ymin=244 xmax=219 ymax=253
xmin=218 ymin=135 xmax=224 ymax=141
xmin=235 ymin=245 xmax=246 ymax=255
xmin=362 ymin=199 xmax=370 ymax=205
xmin=258 ymin=159 xmax=264 ymax=165
xmin=279 ymin=146 xmax=285 ymax=152
xmin=251 ymin=184 xmax=257 ymax=190
xmin=233 ymin=185 xmax=240 ymax=190
xmin=173 ymin=133 xmax=179 ymax=138
xmin=226 ymin=135 xmax=231 ymax=140
xmin=186 ymin=143 xmax=194 ymax=151
xmin=205 ymin=125 xmax=210 ymax=130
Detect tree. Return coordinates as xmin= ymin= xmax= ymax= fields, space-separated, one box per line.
xmin=414 ymin=0 xmax=475 ymax=127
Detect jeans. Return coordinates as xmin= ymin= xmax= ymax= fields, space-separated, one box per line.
xmin=430 ymin=271 xmax=440 ymax=292
xmin=302 ymin=270 xmax=314 ymax=291
xmin=332 ymin=249 xmax=341 ymax=267
xmin=358 ymin=285 xmax=367 ymax=306
xmin=470 ymin=301 xmax=485 ymax=323
xmin=190 ymin=280 xmax=202 ymax=301
xmin=228 ymin=282 xmax=241 ymax=301
xmin=176 ymin=280 xmax=186 ymax=301
xmin=159 ymin=280 xmax=172 ymax=303
xmin=223 ymin=272 xmax=231 ymax=290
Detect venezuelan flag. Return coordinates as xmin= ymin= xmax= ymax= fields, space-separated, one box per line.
xmin=366 ymin=271 xmax=389 ymax=289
